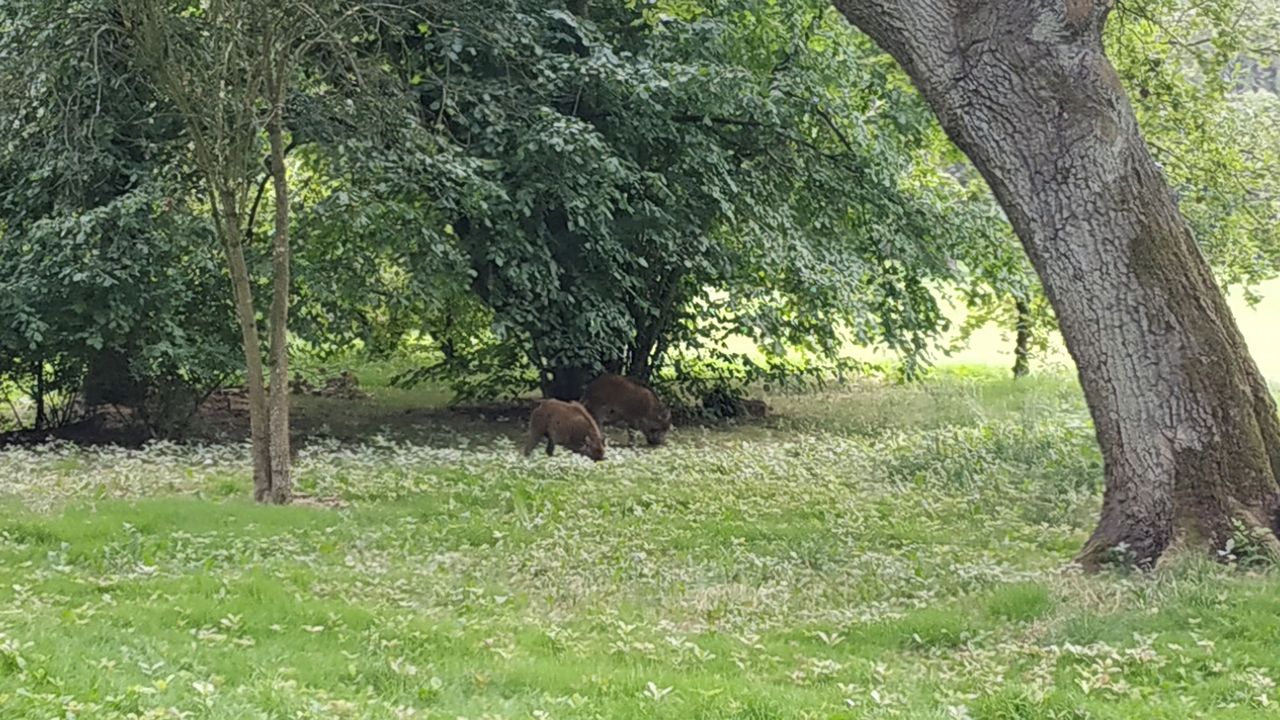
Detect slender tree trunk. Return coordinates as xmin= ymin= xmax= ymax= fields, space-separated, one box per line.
xmin=1012 ymin=298 xmax=1031 ymax=379
xmin=834 ymin=0 xmax=1280 ymax=569
xmin=33 ymin=361 xmax=46 ymax=431
xmin=265 ymin=92 xmax=293 ymax=505
xmin=626 ymin=331 xmax=657 ymax=382
xmin=626 ymin=352 xmax=652 ymax=383
xmin=438 ymin=313 xmax=456 ymax=361
xmin=215 ymin=188 xmax=274 ymax=501
xmin=627 ymin=269 xmax=681 ymax=383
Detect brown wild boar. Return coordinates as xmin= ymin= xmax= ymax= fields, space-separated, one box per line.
xmin=582 ymin=373 xmax=672 ymax=446
xmin=523 ymin=399 xmax=606 ymax=461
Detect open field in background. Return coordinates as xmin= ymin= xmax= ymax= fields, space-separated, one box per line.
xmin=712 ymin=279 xmax=1280 ymax=389
xmin=4 ymin=366 xmax=1280 ymax=718
xmin=862 ymin=279 xmax=1280 ymax=382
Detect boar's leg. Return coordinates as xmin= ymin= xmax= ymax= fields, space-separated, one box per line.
xmin=522 ymin=431 xmax=543 ymax=456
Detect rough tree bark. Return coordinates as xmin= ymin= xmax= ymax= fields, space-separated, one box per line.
xmin=833 ymin=0 xmax=1280 ymax=569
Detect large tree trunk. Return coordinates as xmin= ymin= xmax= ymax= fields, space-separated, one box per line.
xmin=833 ymin=0 xmax=1280 ymax=569
xmin=264 ymin=94 xmax=293 ymax=505
xmin=215 ymin=188 xmax=274 ymax=501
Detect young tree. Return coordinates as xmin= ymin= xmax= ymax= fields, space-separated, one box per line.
xmin=833 ymin=0 xmax=1280 ymax=568
xmin=116 ymin=0 xmax=385 ymax=501
xmin=116 ymin=0 xmax=293 ymax=502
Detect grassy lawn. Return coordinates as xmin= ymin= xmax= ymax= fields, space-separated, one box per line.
xmin=2 ymin=368 xmax=1279 ymax=718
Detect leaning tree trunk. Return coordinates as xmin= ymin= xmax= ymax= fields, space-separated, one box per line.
xmin=215 ymin=188 xmax=275 ymax=501
xmin=264 ymin=91 xmax=293 ymax=505
xmin=833 ymin=0 xmax=1280 ymax=569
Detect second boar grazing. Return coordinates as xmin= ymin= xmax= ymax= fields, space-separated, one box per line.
xmin=523 ymin=399 xmax=606 ymax=461
xmin=582 ymin=373 xmax=672 ymax=446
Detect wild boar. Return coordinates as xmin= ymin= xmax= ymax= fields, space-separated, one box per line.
xmin=581 ymin=373 xmax=672 ymax=446
xmin=523 ymin=399 xmax=606 ymax=461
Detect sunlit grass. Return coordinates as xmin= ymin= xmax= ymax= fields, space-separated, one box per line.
xmin=922 ymin=279 xmax=1280 ymax=382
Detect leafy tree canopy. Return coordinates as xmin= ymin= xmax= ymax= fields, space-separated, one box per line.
xmin=298 ymin=0 xmax=1014 ymax=398
xmin=3 ymin=0 xmax=1277 ymax=413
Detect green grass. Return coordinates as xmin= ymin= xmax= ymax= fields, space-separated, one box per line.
xmin=984 ymin=582 xmax=1053 ymax=622
xmin=2 ymin=370 xmax=1279 ymax=718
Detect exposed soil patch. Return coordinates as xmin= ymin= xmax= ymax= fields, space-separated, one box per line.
xmin=0 ymin=411 xmax=152 ymax=449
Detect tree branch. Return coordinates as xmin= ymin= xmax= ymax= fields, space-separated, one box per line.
xmin=245 ymin=139 xmax=301 ymax=241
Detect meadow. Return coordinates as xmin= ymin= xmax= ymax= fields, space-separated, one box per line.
xmin=3 ymin=364 xmax=1280 ymax=719
xmin=3 ymin=0 xmax=1276 ymax=714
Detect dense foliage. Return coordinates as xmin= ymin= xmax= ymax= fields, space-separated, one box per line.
xmin=2 ymin=0 xmax=1277 ymax=425
xmin=0 ymin=0 xmax=239 ymax=434
xmin=297 ymin=0 xmax=1016 ymax=399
